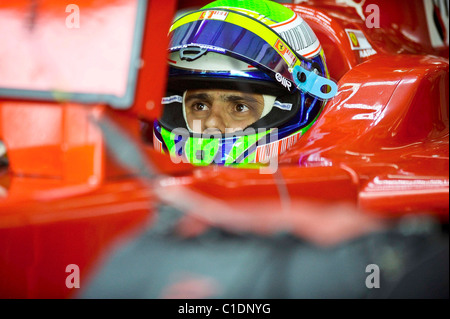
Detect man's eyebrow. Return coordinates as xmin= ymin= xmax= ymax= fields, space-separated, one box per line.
xmin=184 ymin=93 xmax=212 ymax=103
xmin=222 ymin=94 xmax=261 ymax=105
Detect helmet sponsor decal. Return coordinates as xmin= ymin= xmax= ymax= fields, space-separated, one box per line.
xmin=274 ymin=39 xmax=296 ymax=66
xmin=273 ymin=100 xmax=293 ymax=111
xmin=162 ymin=95 xmax=183 ymax=104
xmin=275 ymin=72 xmax=293 ymax=91
xmin=199 ymin=10 xmax=229 ymax=21
xmin=272 ymin=13 xmax=320 ymax=58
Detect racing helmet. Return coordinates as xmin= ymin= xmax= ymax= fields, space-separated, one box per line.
xmin=153 ymin=0 xmax=337 ymax=166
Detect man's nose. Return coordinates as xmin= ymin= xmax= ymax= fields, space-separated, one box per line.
xmin=204 ymin=106 xmax=226 ymax=133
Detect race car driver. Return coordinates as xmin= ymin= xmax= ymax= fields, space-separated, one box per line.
xmin=152 ymin=0 xmax=338 ymax=166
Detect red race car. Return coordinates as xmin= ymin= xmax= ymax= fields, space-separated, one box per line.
xmin=0 ymin=0 xmax=448 ymax=299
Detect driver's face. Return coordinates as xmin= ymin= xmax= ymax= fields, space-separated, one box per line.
xmin=184 ymin=89 xmax=265 ymax=134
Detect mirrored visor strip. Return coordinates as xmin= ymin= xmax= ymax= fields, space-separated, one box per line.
xmin=170 ymin=9 xmax=297 ymax=68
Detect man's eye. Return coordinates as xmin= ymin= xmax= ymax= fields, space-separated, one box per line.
xmin=235 ymin=103 xmax=249 ymax=112
xmin=192 ymin=103 xmax=209 ymax=111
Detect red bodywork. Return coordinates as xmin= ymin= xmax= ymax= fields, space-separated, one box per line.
xmin=0 ymin=0 xmax=448 ymax=298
